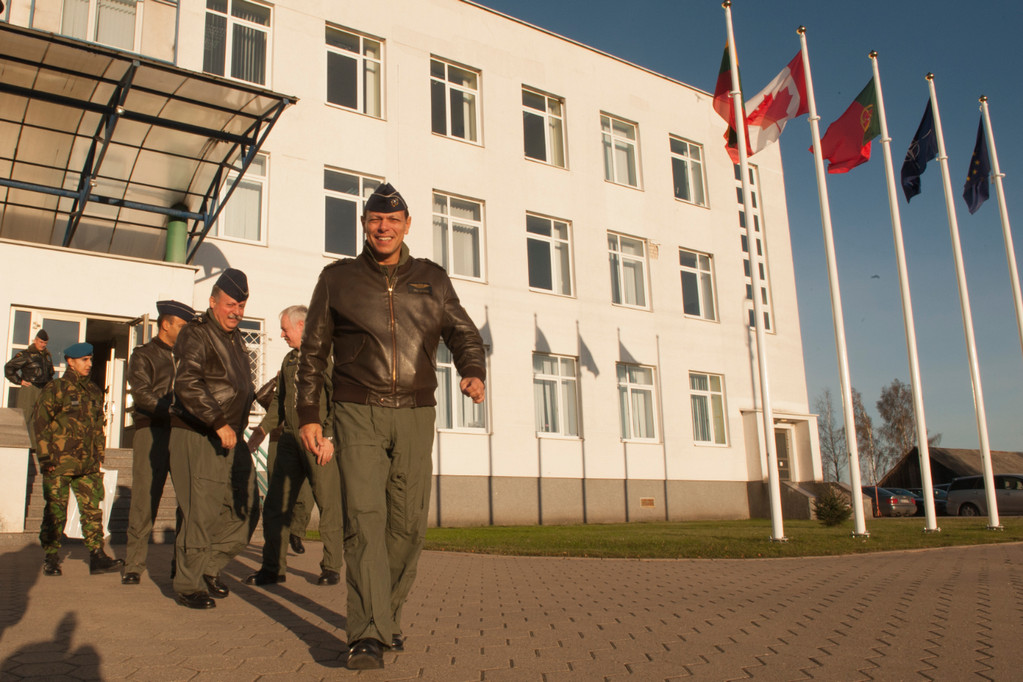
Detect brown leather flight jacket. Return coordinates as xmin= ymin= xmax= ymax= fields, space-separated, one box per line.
xmin=172 ymin=310 xmax=255 ymax=435
xmin=296 ymin=246 xmax=485 ymax=424
xmin=127 ymin=337 xmax=175 ymax=429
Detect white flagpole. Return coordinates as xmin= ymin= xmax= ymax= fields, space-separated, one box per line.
xmin=797 ymin=28 xmax=868 ymax=536
xmin=980 ymin=97 xmax=1023 ymax=364
xmin=926 ymin=74 xmax=1001 ymax=529
xmin=869 ymin=53 xmax=940 ymax=531
xmin=723 ymin=1 xmax=786 ymax=541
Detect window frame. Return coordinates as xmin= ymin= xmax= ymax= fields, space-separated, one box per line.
xmin=689 ymin=371 xmax=728 ymax=446
xmin=607 ymin=232 xmax=650 ymax=310
xmin=526 ymin=213 xmax=574 ymax=297
xmin=323 ymin=168 xmax=382 ymax=258
xmin=430 ymin=56 xmax=482 ymax=144
xmin=433 ymin=191 xmax=486 ymax=283
xmin=532 ymin=353 xmax=580 ymax=438
xmin=325 ymin=24 xmax=384 ymax=118
xmin=522 ymin=87 xmax=567 ymax=168
xmin=436 ymin=341 xmax=489 ymax=433
xmin=669 ymin=135 xmax=707 ymax=207
xmin=203 ymin=0 xmax=273 ymax=87
xmin=601 ymin=113 xmax=641 ymax=188
xmin=678 ymin=247 xmax=718 ymax=321
xmin=60 ymin=0 xmax=144 ymax=52
xmin=214 ymin=153 xmax=268 ymax=245
xmin=616 ymin=362 xmax=659 ymax=442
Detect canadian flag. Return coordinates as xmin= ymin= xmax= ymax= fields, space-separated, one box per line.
xmin=745 ymin=52 xmax=808 ymax=155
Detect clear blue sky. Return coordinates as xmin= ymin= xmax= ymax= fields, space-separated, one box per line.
xmin=477 ymin=0 xmax=1023 ymax=451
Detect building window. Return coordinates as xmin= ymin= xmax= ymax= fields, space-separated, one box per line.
xmin=679 ymin=248 xmax=716 ymax=321
xmin=204 ymin=0 xmax=271 ymax=86
xmin=217 ymin=154 xmax=267 ymax=243
xmin=436 ymin=342 xmax=487 ymax=431
xmin=670 ymin=136 xmax=706 ymax=206
xmin=324 ymin=169 xmax=381 ymax=257
xmin=617 ymin=363 xmax=657 ymax=441
xmin=326 ymin=26 xmax=382 ymax=117
xmin=601 ymin=114 xmax=639 ymax=187
xmin=533 ymin=353 xmax=579 ymax=437
xmin=526 ymin=214 xmax=573 ymax=296
xmin=735 ymin=164 xmax=773 ymax=330
xmin=690 ymin=372 xmax=727 ymax=445
xmin=431 ymin=58 xmax=480 ymax=143
xmin=61 ymin=0 xmax=141 ymax=51
xmin=522 ymin=88 xmax=566 ymax=167
xmin=433 ymin=192 xmax=484 ymax=281
xmin=607 ymin=232 xmax=648 ymax=308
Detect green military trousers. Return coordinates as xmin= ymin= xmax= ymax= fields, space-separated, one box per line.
xmin=17 ymin=384 xmax=42 ymax=451
xmin=124 ymin=426 xmax=175 ymax=575
xmin=260 ymin=431 xmax=344 ymax=575
xmin=169 ymin=428 xmax=258 ymax=595
xmin=40 ymin=471 xmax=105 ymax=554
xmin=334 ymin=403 xmax=436 ymax=645
xmin=265 ymin=437 xmax=313 ymax=540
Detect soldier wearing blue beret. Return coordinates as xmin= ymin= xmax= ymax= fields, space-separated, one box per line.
xmin=33 ymin=342 xmax=123 ymax=576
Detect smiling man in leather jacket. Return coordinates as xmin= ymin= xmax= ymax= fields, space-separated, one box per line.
xmin=170 ymin=270 xmax=259 ymax=609
xmin=296 ymin=183 xmax=486 ymax=670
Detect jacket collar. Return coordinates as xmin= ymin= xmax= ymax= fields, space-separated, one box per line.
xmin=360 ymin=242 xmax=411 ymax=274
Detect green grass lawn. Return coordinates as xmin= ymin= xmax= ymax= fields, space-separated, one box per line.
xmin=419 ymin=517 xmax=1023 ymax=559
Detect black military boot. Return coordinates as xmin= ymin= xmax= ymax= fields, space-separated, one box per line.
xmin=43 ymin=554 xmax=62 ymax=577
xmin=89 ymin=549 xmax=124 ymax=575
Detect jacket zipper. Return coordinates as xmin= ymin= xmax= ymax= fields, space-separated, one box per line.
xmin=387 ymin=269 xmax=397 ymax=393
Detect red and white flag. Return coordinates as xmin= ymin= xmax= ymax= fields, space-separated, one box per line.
xmin=745 ymin=52 xmax=808 ymax=154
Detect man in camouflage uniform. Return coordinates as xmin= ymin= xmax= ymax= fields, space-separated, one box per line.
xmin=32 ymin=342 xmax=123 ymax=576
xmin=245 ymin=305 xmax=342 ymax=587
xmin=122 ymin=300 xmax=194 ymax=585
xmin=5 ymin=329 xmax=54 ymax=450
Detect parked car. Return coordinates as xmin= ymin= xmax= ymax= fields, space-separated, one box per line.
xmin=945 ymin=474 xmax=1023 ymax=516
xmin=861 ymin=486 xmax=917 ymax=517
xmin=903 ymin=487 xmax=948 ymax=516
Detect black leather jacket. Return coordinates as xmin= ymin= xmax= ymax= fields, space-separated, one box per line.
xmin=297 ymin=244 xmax=485 ymax=424
xmin=172 ymin=310 xmax=254 ymax=435
xmin=127 ymin=337 xmax=175 ymax=429
xmin=4 ymin=345 xmax=55 ymax=388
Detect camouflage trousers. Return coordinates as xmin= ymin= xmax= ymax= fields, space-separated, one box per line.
xmin=40 ymin=471 xmax=105 ymax=553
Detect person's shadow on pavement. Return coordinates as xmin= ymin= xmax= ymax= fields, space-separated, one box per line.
xmin=1 ymin=612 xmax=101 ymax=679
xmin=0 ymin=543 xmax=42 ymax=640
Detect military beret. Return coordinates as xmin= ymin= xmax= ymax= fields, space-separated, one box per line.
xmin=365 ymin=183 xmax=408 ymax=214
xmin=35 ymin=329 xmax=49 ymax=341
xmin=156 ymin=300 xmax=196 ymax=320
xmin=64 ymin=342 xmax=93 ymax=359
xmin=215 ymin=268 xmax=249 ymax=302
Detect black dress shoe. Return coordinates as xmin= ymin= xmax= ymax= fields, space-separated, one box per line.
xmin=176 ymin=591 xmax=216 ymax=609
xmin=346 ymin=639 xmax=384 ymax=670
xmin=389 ymin=634 xmax=405 ymax=651
xmin=243 ymin=569 xmax=285 ymax=586
xmin=43 ymin=555 xmax=62 ymax=577
xmin=203 ymin=574 xmax=230 ymax=598
xmin=170 ymin=558 xmax=176 ymax=579
xmin=317 ymin=570 xmax=340 ymax=586
xmin=122 ymin=572 xmax=141 ymax=585
xmin=89 ymin=549 xmax=124 ymax=575
xmin=289 ymin=534 xmax=306 ymax=554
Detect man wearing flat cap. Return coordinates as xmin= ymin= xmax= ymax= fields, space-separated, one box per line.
xmin=33 ymin=342 xmax=123 ymax=576
xmin=122 ymin=300 xmax=194 ymax=586
xmin=5 ymin=328 xmax=55 ymax=450
xmin=297 ymin=183 xmax=486 ymax=669
xmin=170 ymin=270 xmax=259 ymax=609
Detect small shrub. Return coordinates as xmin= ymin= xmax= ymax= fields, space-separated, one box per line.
xmin=813 ymin=485 xmax=852 ymax=527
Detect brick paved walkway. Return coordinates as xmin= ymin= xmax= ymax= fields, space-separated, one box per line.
xmin=1 ymin=534 xmax=1021 ymax=680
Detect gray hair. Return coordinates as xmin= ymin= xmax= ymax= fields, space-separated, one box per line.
xmin=280 ymin=305 xmax=308 ymax=326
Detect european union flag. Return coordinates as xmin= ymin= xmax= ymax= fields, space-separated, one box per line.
xmin=963 ymin=118 xmax=991 ymax=214
xmin=900 ymin=100 xmax=938 ymax=202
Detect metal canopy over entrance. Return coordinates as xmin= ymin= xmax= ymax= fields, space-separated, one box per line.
xmin=0 ymin=22 xmax=295 ymax=263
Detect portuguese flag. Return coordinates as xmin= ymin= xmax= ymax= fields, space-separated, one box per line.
xmin=818 ymin=78 xmax=881 ymax=173
xmin=712 ymin=44 xmax=752 ymax=164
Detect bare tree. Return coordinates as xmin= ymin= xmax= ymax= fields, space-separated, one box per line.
xmin=851 ymin=388 xmax=881 ymax=485
xmin=875 ymin=378 xmax=942 ymax=465
xmin=814 ymin=388 xmax=848 ymax=482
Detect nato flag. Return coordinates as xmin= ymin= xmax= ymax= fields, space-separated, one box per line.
xmin=900 ymin=100 xmax=938 ymax=202
xmin=963 ymin=118 xmax=991 ymax=214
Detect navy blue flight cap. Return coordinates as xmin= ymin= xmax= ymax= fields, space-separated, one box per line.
xmin=156 ymin=300 xmax=196 ymax=321
xmin=35 ymin=329 xmax=49 ymax=341
xmin=214 ymin=268 xmax=249 ymax=302
xmin=364 ymin=183 xmax=408 ymax=214
xmin=64 ymin=342 xmax=93 ymax=359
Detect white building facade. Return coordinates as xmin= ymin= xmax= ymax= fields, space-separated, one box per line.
xmin=1 ymin=0 xmax=821 ymax=525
